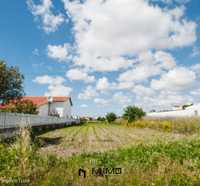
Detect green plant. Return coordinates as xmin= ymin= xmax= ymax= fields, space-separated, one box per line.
xmin=97 ymin=117 xmax=106 ymax=122
xmin=106 ymin=112 xmax=117 ymax=123
xmin=123 ymin=106 xmax=146 ymax=123
xmin=13 ymin=100 xmax=38 ymax=114
xmin=0 ymin=61 xmax=24 ymax=104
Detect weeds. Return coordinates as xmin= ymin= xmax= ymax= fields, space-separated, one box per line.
xmin=1 ymin=122 xmax=200 ymax=185
xmin=118 ymin=117 xmax=200 ymax=134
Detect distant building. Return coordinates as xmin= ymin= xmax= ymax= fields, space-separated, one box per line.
xmin=0 ymin=96 xmax=73 ymax=118
xmin=147 ymin=103 xmax=200 ymax=118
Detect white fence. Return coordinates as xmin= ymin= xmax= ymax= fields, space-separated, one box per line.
xmin=0 ymin=112 xmax=79 ymax=129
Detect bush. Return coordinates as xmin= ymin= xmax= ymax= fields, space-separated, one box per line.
xmin=123 ymin=106 xmax=145 ymax=123
xmin=106 ymin=112 xmax=117 ymax=123
xmin=0 ymin=100 xmax=38 ymax=114
xmin=97 ymin=117 xmax=106 ymax=122
xmin=13 ymin=100 xmax=38 ymax=114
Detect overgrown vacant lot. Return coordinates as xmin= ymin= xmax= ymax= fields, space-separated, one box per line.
xmin=38 ymin=122 xmax=191 ymax=157
xmin=1 ymin=120 xmax=200 ymax=186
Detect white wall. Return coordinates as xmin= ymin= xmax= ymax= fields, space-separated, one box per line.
xmin=37 ymin=100 xmax=72 ymax=118
xmin=147 ymin=104 xmax=200 ymax=118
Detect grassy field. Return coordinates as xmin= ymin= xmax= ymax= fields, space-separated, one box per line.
xmin=1 ymin=120 xmax=200 ymax=185
xmin=38 ymin=122 xmax=191 ymax=157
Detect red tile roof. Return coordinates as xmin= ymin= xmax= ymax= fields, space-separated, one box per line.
xmin=0 ymin=96 xmax=72 ymax=109
xmin=21 ymin=96 xmax=71 ymax=106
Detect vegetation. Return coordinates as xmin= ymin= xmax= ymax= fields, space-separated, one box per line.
xmin=97 ymin=116 xmax=106 ymax=122
xmin=0 ymin=99 xmax=38 ymax=114
xmin=123 ymin=106 xmax=146 ymax=123
xmin=106 ymin=112 xmax=117 ymax=123
xmin=1 ymin=121 xmax=200 ymax=185
xmin=14 ymin=100 xmax=37 ymax=114
xmin=0 ymin=60 xmax=24 ymax=104
xmin=117 ymin=117 xmax=200 ymax=134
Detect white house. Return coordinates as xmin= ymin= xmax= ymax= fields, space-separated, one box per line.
xmin=147 ymin=103 xmax=200 ymax=118
xmin=22 ymin=96 xmax=73 ymax=118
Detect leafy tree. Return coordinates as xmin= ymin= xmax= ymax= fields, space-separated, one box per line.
xmin=106 ymin=112 xmax=117 ymax=123
xmin=123 ymin=106 xmax=145 ymax=123
xmin=0 ymin=100 xmax=38 ymax=114
xmin=0 ymin=60 xmax=24 ymax=104
xmin=13 ymin=100 xmax=38 ymax=114
xmin=97 ymin=116 xmax=106 ymax=122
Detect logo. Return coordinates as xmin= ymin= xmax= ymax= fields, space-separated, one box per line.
xmin=78 ymin=168 xmax=86 ymax=178
xmin=92 ymin=167 xmax=122 ymax=177
xmin=78 ymin=167 xmax=122 ymax=178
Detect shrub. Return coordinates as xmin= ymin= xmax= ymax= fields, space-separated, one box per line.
xmin=97 ymin=117 xmax=106 ymax=122
xmin=123 ymin=106 xmax=146 ymax=123
xmin=0 ymin=100 xmax=38 ymax=114
xmin=13 ymin=100 xmax=38 ymax=114
xmin=106 ymin=113 xmax=117 ymax=123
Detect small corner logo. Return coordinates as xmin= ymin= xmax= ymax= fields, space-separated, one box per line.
xmin=78 ymin=168 xmax=86 ymax=178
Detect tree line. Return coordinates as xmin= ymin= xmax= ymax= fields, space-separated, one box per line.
xmin=97 ymin=106 xmax=146 ymax=123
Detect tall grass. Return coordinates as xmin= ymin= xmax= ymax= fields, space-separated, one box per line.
xmin=116 ymin=117 xmax=200 ymax=134
xmin=1 ymin=123 xmax=200 ymax=185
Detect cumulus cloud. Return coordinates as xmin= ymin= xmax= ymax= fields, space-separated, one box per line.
xmin=94 ymin=98 xmax=109 ymax=106
xmin=118 ymin=51 xmax=176 ymax=82
xmin=27 ymin=0 xmax=64 ymax=33
xmin=78 ymin=85 xmax=98 ymax=100
xmin=151 ymin=67 xmax=196 ymax=91
xmin=47 ymin=43 xmax=70 ymax=62
xmin=33 ymin=75 xmax=72 ymax=96
xmin=114 ymin=81 xmax=135 ymax=90
xmin=153 ymin=0 xmax=190 ymax=4
xmin=28 ymin=0 xmax=198 ymax=112
xmin=62 ymin=0 xmax=196 ymax=71
xmin=96 ymin=77 xmax=110 ymax=91
xmin=112 ymin=92 xmax=132 ymax=105
xmin=66 ymin=68 xmax=95 ymax=83
xmin=80 ymin=104 xmax=88 ymax=108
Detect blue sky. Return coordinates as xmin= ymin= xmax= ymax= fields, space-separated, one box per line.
xmin=0 ymin=0 xmax=200 ymax=116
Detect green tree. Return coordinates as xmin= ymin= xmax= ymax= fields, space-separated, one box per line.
xmin=106 ymin=112 xmax=117 ymax=123
xmin=123 ymin=106 xmax=145 ymax=123
xmin=13 ymin=100 xmax=38 ymax=114
xmin=0 ymin=100 xmax=38 ymax=114
xmin=97 ymin=116 xmax=106 ymax=122
xmin=0 ymin=60 xmax=24 ymax=104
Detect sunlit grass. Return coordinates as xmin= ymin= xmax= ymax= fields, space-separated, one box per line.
xmin=1 ymin=119 xmax=200 ymax=185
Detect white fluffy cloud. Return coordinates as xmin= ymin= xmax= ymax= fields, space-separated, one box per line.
xmin=28 ymin=0 xmax=199 ymax=113
xmin=47 ymin=44 xmax=70 ymax=62
xmin=27 ymin=0 xmax=64 ymax=33
xmin=33 ymin=75 xmax=65 ymax=85
xmin=114 ymin=81 xmax=135 ymax=90
xmin=66 ymin=68 xmax=95 ymax=83
xmin=94 ymin=98 xmax=109 ymax=106
xmin=33 ymin=75 xmax=72 ymax=96
xmin=112 ymin=92 xmax=132 ymax=105
xmin=80 ymin=104 xmax=88 ymax=108
xmin=78 ymin=85 xmax=98 ymax=100
xmin=118 ymin=51 xmax=176 ymax=82
xmin=151 ymin=67 xmax=196 ymax=91
xmin=62 ymin=0 xmax=196 ymax=71
xmin=96 ymin=77 xmax=110 ymax=91
xmin=45 ymin=84 xmax=72 ymax=96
